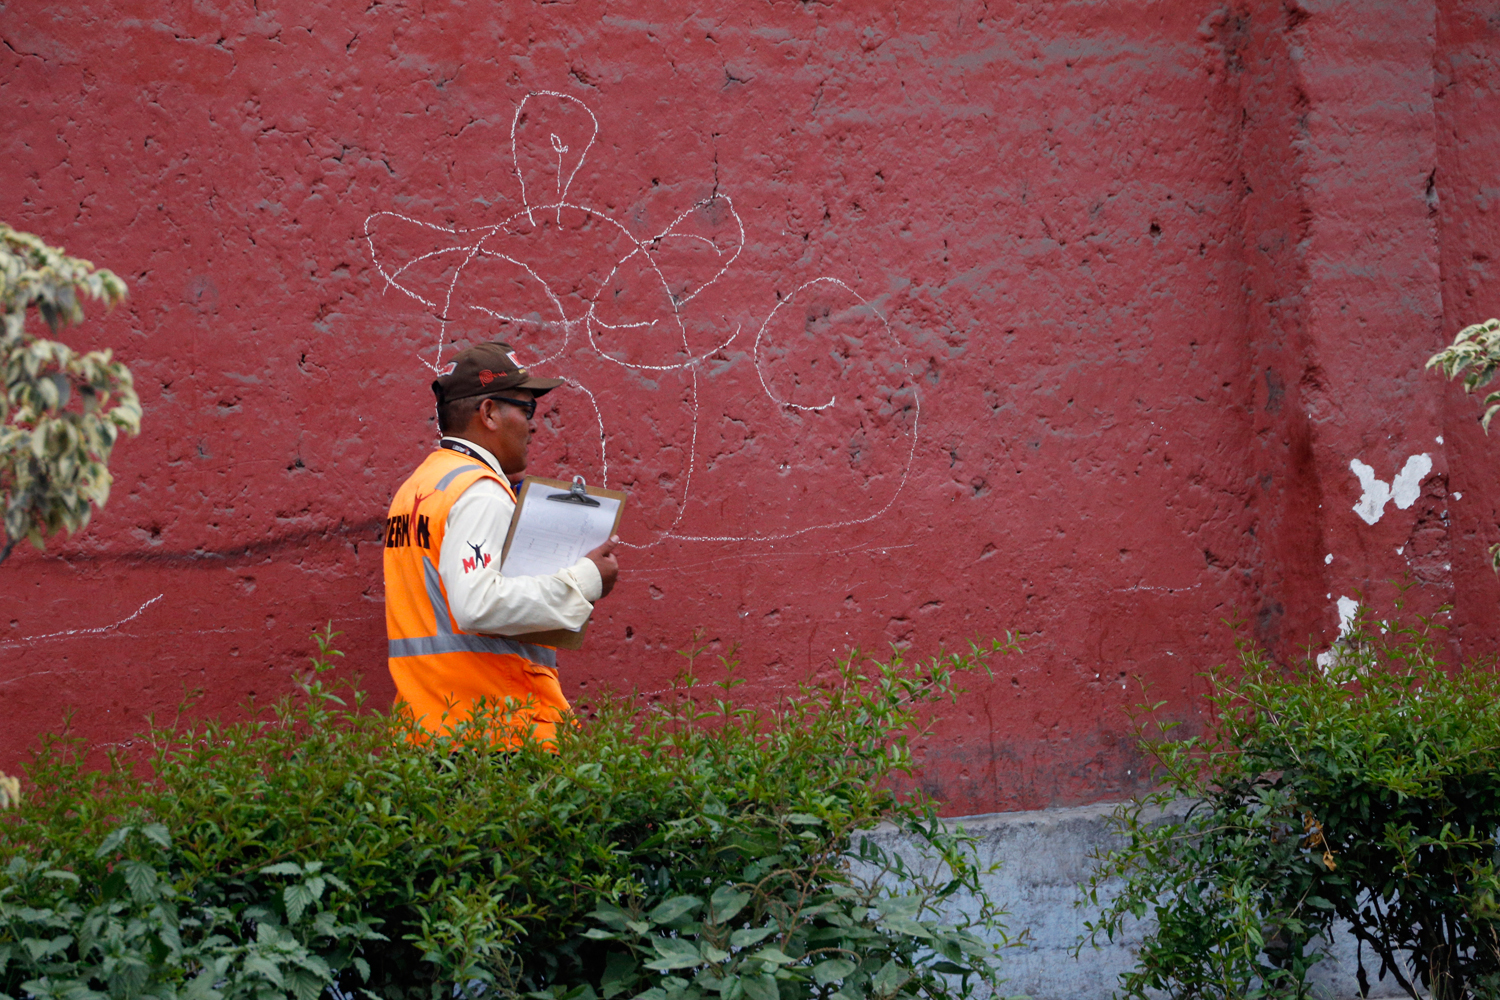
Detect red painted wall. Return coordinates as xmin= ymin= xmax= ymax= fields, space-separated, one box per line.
xmin=3 ymin=0 xmax=1498 ymax=815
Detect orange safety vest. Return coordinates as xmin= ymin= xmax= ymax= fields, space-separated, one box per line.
xmin=383 ymin=447 xmax=569 ymax=746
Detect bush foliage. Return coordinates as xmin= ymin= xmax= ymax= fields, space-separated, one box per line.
xmin=1427 ymin=315 xmax=1500 ymax=571
xmin=0 ymin=222 xmax=140 ymax=565
xmin=0 ymin=630 xmax=1020 ymax=1000
xmin=1429 ymin=317 xmax=1500 ymax=435
xmin=1081 ymin=600 xmax=1500 ymax=1000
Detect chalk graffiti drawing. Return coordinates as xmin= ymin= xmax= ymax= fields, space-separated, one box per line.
xmin=365 ymin=91 xmax=919 ymax=547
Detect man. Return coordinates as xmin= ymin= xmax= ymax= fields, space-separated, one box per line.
xmin=383 ymin=340 xmax=619 ymax=745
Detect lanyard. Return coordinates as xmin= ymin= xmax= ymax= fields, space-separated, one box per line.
xmin=439 ymin=439 xmax=521 ymax=496
xmin=440 ymin=438 xmax=498 ymax=474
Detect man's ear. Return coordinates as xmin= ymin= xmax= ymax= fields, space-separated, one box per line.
xmin=473 ymin=398 xmax=497 ymax=430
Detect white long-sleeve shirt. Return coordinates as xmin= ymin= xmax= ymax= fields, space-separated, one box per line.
xmin=438 ymin=437 xmax=602 ymax=636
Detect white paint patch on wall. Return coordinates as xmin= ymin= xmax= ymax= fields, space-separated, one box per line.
xmin=1349 ymin=453 xmax=1432 ymax=525
xmin=1390 ymin=454 xmax=1431 ymax=508
xmin=1350 ymin=461 xmax=1391 ymax=524
xmin=1336 ymin=595 xmax=1358 ymax=633
xmin=1315 ymin=595 xmax=1361 ymax=670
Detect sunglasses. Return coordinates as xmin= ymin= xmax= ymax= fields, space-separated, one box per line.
xmin=485 ymin=395 xmax=537 ymax=420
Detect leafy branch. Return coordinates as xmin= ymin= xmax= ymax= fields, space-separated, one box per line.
xmin=1 ymin=222 xmax=140 ymax=565
xmin=1426 ymin=317 xmax=1500 ymax=571
xmin=1428 ymin=317 xmax=1500 ymax=431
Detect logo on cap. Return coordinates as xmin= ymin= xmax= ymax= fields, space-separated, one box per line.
xmin=506 ymin=351 xmax=523 ymax=370
xmin=479 ymin=370 xmax=496 ymax=385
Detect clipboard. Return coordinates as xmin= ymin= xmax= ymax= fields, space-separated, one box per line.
xmin=499 ymin=476 xmax=626 ymax=650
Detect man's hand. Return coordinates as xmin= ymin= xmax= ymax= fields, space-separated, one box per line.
xmin=586 ymin=535 xmax=620 ymax=599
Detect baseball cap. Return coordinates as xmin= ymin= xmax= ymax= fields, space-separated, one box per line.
xmin=431 ymin=341 xmax=565 ymax=405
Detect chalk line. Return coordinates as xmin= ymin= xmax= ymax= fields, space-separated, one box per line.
xmin=0 ymin=594 xmax=165 ymax=667
xmin=1 ymin=594 xmax=164 ymax=650
xmin=647 ymin=541 xmax=919 ymax=576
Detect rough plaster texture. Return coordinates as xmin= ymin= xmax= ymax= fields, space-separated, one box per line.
xmin=2 ymin=1 xmax=1499 ymax=815
xmin=861 ymin=805 xmax=1410 ymax=1000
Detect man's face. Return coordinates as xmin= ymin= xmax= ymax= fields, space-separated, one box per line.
xmin=477 ymin=388 xmax=537 ymax=477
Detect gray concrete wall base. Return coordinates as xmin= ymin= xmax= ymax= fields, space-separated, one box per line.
xmin=858 ymin=805 xmax=1414 ymax=1000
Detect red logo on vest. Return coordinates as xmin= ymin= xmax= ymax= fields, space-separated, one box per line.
xmin=462 ymin=541 xmax=492 ymax=574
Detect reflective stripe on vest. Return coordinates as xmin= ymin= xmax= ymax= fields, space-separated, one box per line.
xmin=387 ymin=556 xmax=558 ymax=668
xmin=434 ymin=462 xmax=480 ymax=492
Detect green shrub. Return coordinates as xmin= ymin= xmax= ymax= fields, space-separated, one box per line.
xmin=1080 ymin=599 xmax=1500 ymax=1000
xmin=1 ymin=629 xmax=1021 ymax=1000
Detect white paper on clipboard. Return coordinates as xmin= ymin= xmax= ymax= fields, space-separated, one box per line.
xmin=500 ymin=487 xmax=621 ymax=579
xmin=499 ymin=477 xmax=626 ymax=651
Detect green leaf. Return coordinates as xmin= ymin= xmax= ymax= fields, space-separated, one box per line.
xmin=741 ymin=974 xmax=779 ymax=1000
xmin=879 ymin=915 xmax=932 ymax=939
xmin=729 ymin=926 xmax=776 ymax=948
xmin=647 ymin=937 xmax=706 ymax=970
xmin=121 ymin=860 xmax=159 ymax=904
xmin=139 ymin=823 xmax=171 ymax=849
xmin=243 ymin=955 xmax=286 ymax=988
xmin=748 ymin=948 xmax=796 ymax=966
xmin=284 ymin=882 xmax=315 ymax=923
xmin=94 ymin=826 xmax=133 ymax=857
xmin=813 ymin=959 xmax=858 ymax=985
xmin=23 ymin=934 xmax=73 ymax=960
xmin=875 ymin=896 xmax=919 ymax=919
xmin=182 ymin=971 xmax=224 ymax=1000
xmin=871 ymin=960 xmax=903 ymax=996
xmin=289 ymin=967 xmax=326 ymax=1000
xmin=259 ymin=862 xmax=303 ymax=877
xmin=649 ymin=895 xmax=702 ymax=925
xmin=591 ymin=903 xmax=630 ymax=931
xmin=709 ymin=887 xmax=751 ymax=924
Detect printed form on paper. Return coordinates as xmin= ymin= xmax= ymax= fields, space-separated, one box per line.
xmin=500 ymin=483 xmax=622 ymax=579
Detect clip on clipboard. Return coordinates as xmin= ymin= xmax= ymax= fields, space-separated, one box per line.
xmin=498 ymin=476 xmax=627 ymax=650
xmin=547 ymin=476 xmax=601 ymax=507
